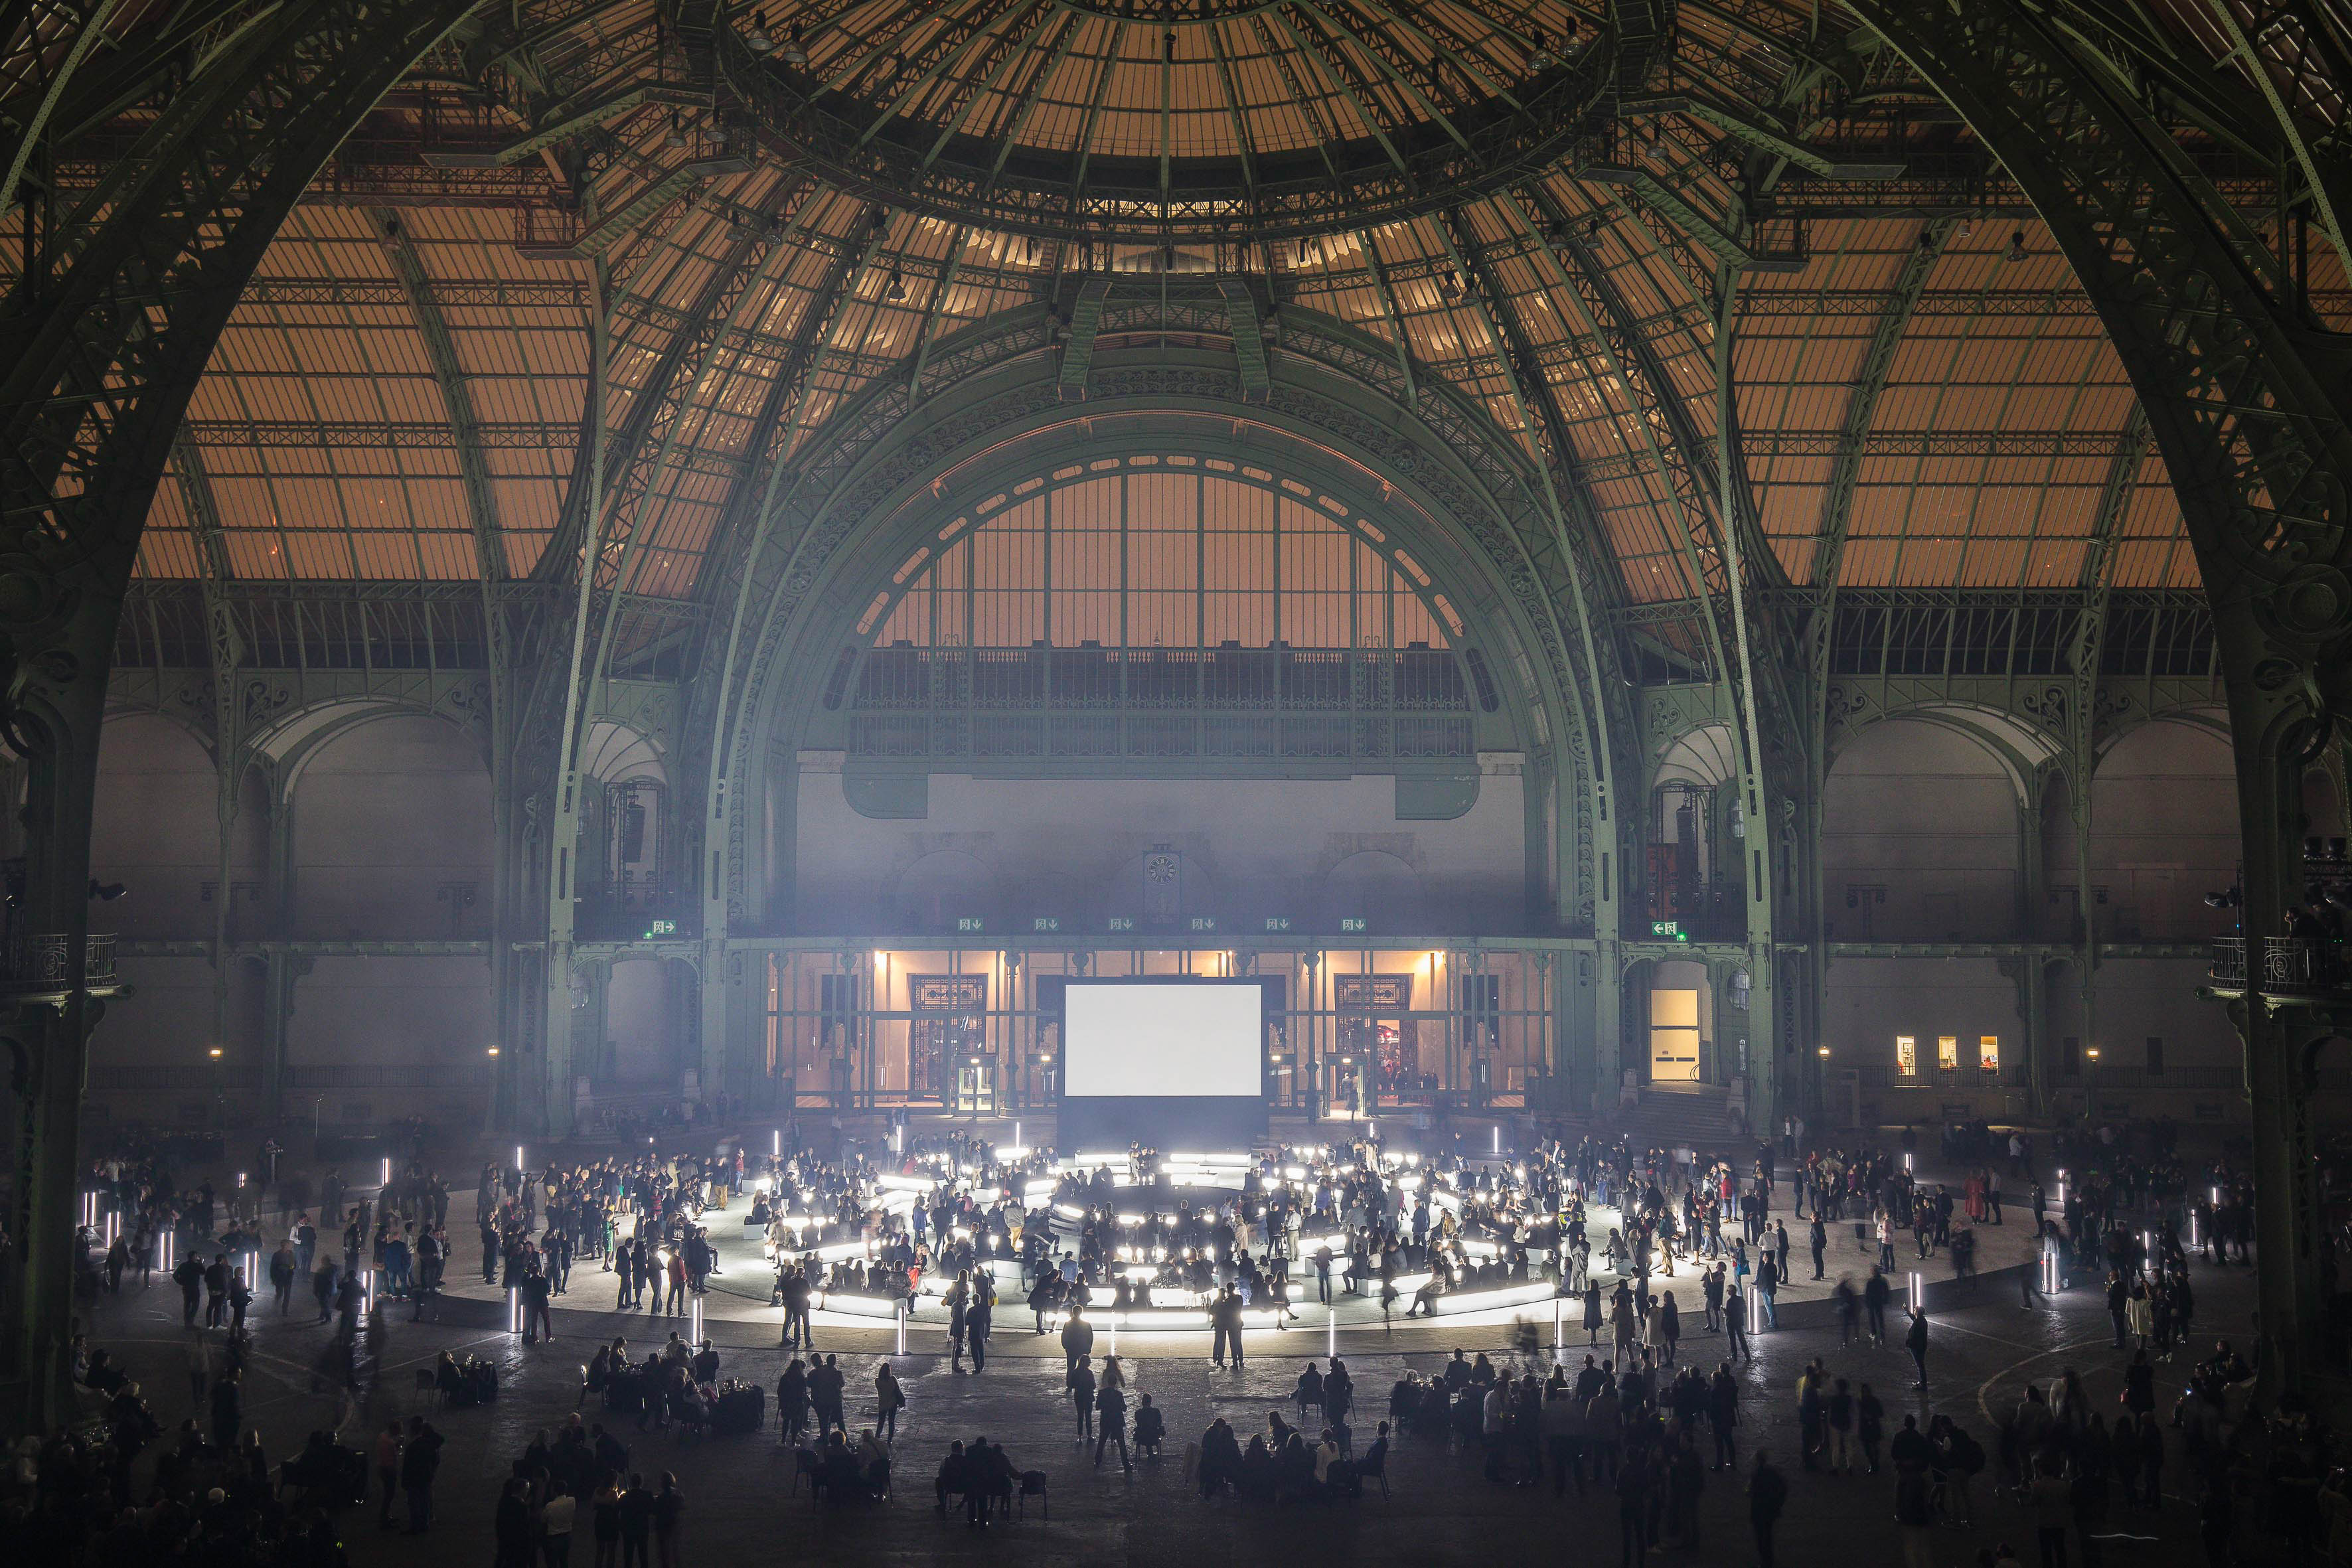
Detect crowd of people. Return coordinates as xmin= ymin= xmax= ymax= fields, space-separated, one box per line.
xmin=19 ymin=1108 xmax=2345 ymax=1568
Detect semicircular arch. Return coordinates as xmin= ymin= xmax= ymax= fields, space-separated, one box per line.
xmin=702 ymin=307 xmax=1627 ymax=933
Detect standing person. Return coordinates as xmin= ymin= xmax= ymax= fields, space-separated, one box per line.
xmin=1214 ymin=1287 xmax=1246 ymax=1370
xmin=968 ymin=1285 xmax=992 ymax=1372
xmin=209 ymin=1366 xmax=242 ymax=1449
xmin=540 ymin=1484 xmax=578 ymax=1568
xmin=1061 ymin=1305 xmax=1094 ymax=1375
xmin=270 ymin=1241 xmax=297 ymax=1313
xmin=874 ymin=1362 xmax=905 ymax=1443
xmin=591 ymin=1478 xmax=623 ymax=1568
xmin=651 ymin=1474 xmax=683 ymax=1568
xmin=1069 ymin=1354 xmax=1097 ymax=1441
xmin=185 ymin=1330 xmax=214 ymax=1413
xmin=1905 ymin=1307 xmax=1930 ymax=1389
xmin=373 ymin=1420 xmax=403 ymax=1531
xmin=1616 ymin=1440 xmax=1655 ymax=1567
xmin=616 ymin=1475 xmax=653 ymax=1568
xmin=1095 ymin=1376 xmax=1131 ymax=1474
xmin=400 ymin=1415 xmax=445 ymax=1533
xmin=1707 ymin=1363 xmax=1739 ymax=1472
xmin=1749 ymin=1450 xmax=1788 ymax=1568
xmin=496 ymin=1481 xmax=534 ymax=1568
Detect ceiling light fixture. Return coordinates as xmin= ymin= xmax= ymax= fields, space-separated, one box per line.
xmin=781 ymin=24 xmax=806 ymax=64
xmin=886 ymin=271 xmax=906 ymax=301
xmin=666 ymin=112 xmax=687 ymax=149
xmin=1529 ymin=28 xmax=1555 ymax=69
xmin=2005 ymin=230 xmax=2027 ymax=262
xmin=747 ymin=9 xmax=771 ymax=51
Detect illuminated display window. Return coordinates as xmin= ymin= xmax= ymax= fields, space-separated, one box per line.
xmin=1979 ymin=1035 xmax=2000 ymax=1073
xmin=1937 ymin=1035 xmax=1959 ymax=1071
xmin=1895 ymin=1035 xmax=1917 ymax=1076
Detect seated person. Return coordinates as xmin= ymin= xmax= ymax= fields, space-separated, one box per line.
xmin=933 ymin=1440 xmax=969 ymax=1513
xmin=1133 ymin=1394 xmax=1166 ymax=1458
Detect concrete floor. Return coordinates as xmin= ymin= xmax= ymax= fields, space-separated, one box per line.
xmin=79 ymin=1143 xmax=2258 ymax=1568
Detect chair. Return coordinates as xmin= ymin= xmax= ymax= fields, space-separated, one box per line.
xmin=1017 ymin=1470 xmax=1049 ymax=1520
xmin=1356 ymin=1443 xmax=1390 ymax=1500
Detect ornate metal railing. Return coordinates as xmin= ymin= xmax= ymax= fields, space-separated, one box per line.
xmin=2209 ymin=935 xmax=2351 ymax=994
xmin=3 ymin=932 xmax=118 ymax=990
xmin=2262 ymin=937 xmax=2344 ymax=992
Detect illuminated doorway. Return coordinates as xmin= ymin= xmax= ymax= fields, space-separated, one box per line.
xmin=1650 ymin=987 xmax=1702 ymax=1082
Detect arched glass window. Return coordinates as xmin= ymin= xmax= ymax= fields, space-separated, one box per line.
xmin=861 ymin=467 xmax=1451 ymax=651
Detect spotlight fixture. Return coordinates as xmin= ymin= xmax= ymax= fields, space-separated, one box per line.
xmin=1916 ymin=228 xmax=1935 ymax=254
xmin=1585 ymin=214 xmax=1603 ymax=238
xmin=1164 ymin=29 xmax=1176 ymax=61
xmin=781 ymin=23 xmax=806 ymax=64
xmin=747 ymin=9 xmax=771 ymax=51
xmin=2005 ymin=230 xmax=2027 ymax=262
xmin=870 ymin=205 xmax=890 ymax=238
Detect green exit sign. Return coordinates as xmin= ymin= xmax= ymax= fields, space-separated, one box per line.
xmin=644 ymin=919 xmax=678 ymax=937
xmin=1650 ymin=921 xmax=1688 ymax=942
xmin=1340 ymin=917 xmax=1367 ymax=933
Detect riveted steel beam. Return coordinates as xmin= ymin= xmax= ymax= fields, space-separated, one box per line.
xmin=1846 ymin=0 xmax=2352 ymax=1395
xmin=0 ymin=0 xmax=482 ymax=1434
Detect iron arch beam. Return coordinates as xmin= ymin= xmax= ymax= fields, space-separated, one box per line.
xmin=0 ymin=0 xmax=480 ymax=1432
xmin=1849 ymin=0 xmax=2352 ymax=1389
xmin=698 ymin=306 xmax=1614 ymax=934
xmin=770 ymin=432 xmax=1544 ymax=767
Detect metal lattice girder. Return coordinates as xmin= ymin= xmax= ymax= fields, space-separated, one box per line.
xmin=2200 ymin=0 xmax=2352 ymax=270
xmin=661 ymin=0 xmax=724 ymax=95
xmin=1058 ymin=274 xmax=1113 ymax=401
xmin=1624 ymin=92 xmax=1906 ymax=180
xmin=534 ymin=178 xmax=813 ymax=586
xmin=1845 ymin=1 xmax=2352 ymax=629
xmin=1844 ymin=0 xmax=2352 ymax=1392
xmin=539 ymin=162 xmax=726 ymax=261
xmin=0 ymin=0 xmax=481 ymax=676
xmin=0 ymin=0 xmax=124 ymax=218
xmin=1538 ymin=206 xmax=1752 ymax=605
xmin=497 ymin=81 xmax=706 ymax=165
xmin=1814 ymin=218 xmax=1950 ymax=589
xmin=1217 ymin=278 xmax=1271 ymax=402
xmin=1576 ymin=161 xmax=1756 ymax=268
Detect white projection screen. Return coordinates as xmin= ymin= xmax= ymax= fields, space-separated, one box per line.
xmin=1062 ymin=982 xmax=1263 ymax=1097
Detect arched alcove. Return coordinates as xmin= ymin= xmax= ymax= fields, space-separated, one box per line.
xmin=90 ymin=711 xmax=217 ymax=941
xmin=291 ymin=712 xmax=491 ymax=939
xmin=1823 ymin=719 xmax=2021 ymax=942
xmin=605 ymin=956 xmax=699 ymax=1093
xmin=2089 ymin=720 xmax=2237 ymax=941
